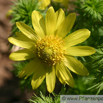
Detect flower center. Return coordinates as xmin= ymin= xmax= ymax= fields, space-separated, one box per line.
xmin=36 ymin=35 xmax=65 ymax=65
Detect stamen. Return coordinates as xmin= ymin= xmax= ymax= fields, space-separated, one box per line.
xmin=35 ymin=35 xmax=65 ymax=65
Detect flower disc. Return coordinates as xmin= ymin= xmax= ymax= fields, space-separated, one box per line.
xmin=36 ymin=35 xmax=65 ymax=65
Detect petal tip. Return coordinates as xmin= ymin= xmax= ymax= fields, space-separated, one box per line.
xmin=70 ymin=13 xmax=76 ymax=18
xmin=16 ymin=21 xmax=23 ymax=26
xmin=8 ymin=37 xmax=11 ymax=42
xmin=16 ymin=22 xmax=19 ymax=25
xmin=31 ymin=80 xmax=36 ymax=90
xmin=93 ymin=49 xmax=96 ymax=54
xmin=66 ymin=80 xmax=75 ymax=88
xmin=48 ymin=6 xmax=54 ymax=12
xmin=47 ymin=89 xmax=53 ymax=93
xmin=32 ymin=10 xmax=36 ymax=15
xmin=9 ymin=54 xmax=13 ymax=60
xmin=83 ymin=29 xmax=91 ymax=36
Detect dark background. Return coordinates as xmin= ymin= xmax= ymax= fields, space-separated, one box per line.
xmin=0 ymin=0 xmax=33 ymax=103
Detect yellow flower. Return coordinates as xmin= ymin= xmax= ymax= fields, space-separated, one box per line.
xmin=38 ymin=0 xmax=50 ymax=10
xmin=53 ymin=0 xmax=69 ymax=7
xmin=8 ymin=7 xmax=96 ymax=93
xmin=6 ymin=10 xmax=13 ymax=18
xmin=38 ymin=0 xmax=69 ymax=10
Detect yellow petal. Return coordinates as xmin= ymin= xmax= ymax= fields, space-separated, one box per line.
xmin=66 ymin=46 xmax=96 ymax=56
xmin=32 ymin=10 xmax=46 ymax=38
xmin=46 ymin=66 xmax=56 ymax=93
xmin=64 ymin=29 xmax=90 ymax=48
xmin=55 ymin=8 xmax=65 ymax=30
xmin=8 ymin=37 xmax=34 ymax=50
xmin=56 ymin=13 xmax=76 ymax=38
xmin=9 ymin=49 xmax=35 ymax=61
xmin=56 ymin=67 xmax=66 ymax=85
xmin=56 ymin=62 xmax=74 ymax=87
xmin=16 ymin=22 xmax=38 ymax=41
xmin=19 ymin=59 xmax=40 ymax=78
xmin=38 ymin=0 xmax=50 ymax=10
xmin=12 ymin=32 xmax=35 ymax=50
xmin=64 ymin=56 xmax=89 ymax=76
xmin=31 ymin=64 xmax=46 ymax=90
xmin=15 ymin=32 xmax=33 ymax=42
xmin=46 ymin=7 xmax=56 ymax=35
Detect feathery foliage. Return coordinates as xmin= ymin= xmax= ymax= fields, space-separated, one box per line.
xmin=87 ymin=48 xmax=103 ymax=94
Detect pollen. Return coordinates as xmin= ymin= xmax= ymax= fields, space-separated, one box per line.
xmin=35 ymin=35 xmax=65 ymax=65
